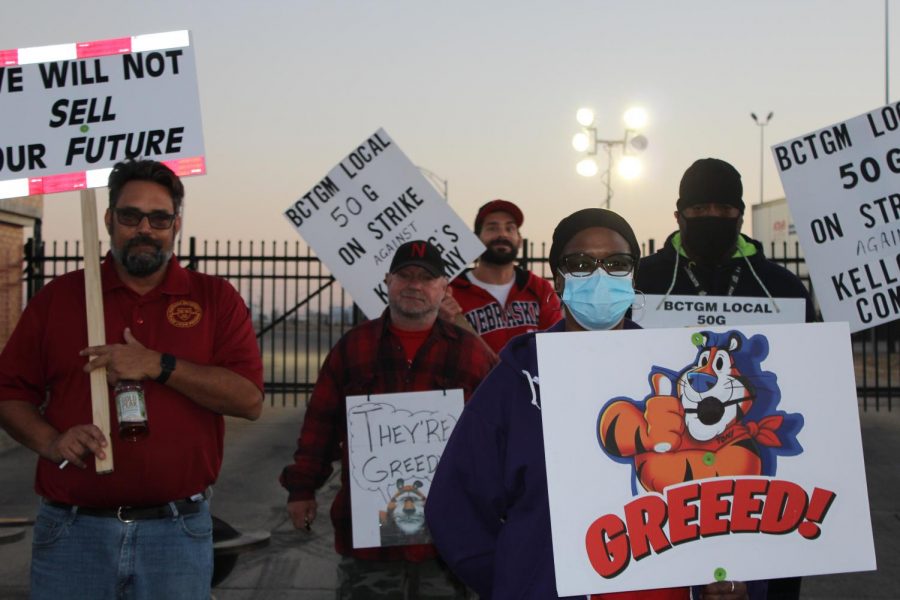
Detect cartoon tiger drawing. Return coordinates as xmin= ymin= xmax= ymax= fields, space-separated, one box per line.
xmin=378 ymin=478 xmax=431 ymax=546
xmin=598 ymin=330 xmax=803 ymax=494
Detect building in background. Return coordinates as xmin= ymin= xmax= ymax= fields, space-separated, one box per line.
xmin=0 ymin=195 xmax=41 ymax=451
xmin=751 ymin=197 xmax=807 ymax=279
xmin=0 ymin=196 xmax=41 ymax=348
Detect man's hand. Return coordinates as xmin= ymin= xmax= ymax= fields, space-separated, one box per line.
xmin=699 ymin=580 xmax=748 ymax=599
xmin=47 ymin=424 xmax=108 ymax=468
xmin=439 ymin=288 xmax=463 ymax=322
xmin=81 ymin=327 xmax=158 ymax=385
xmin=287 ymin=499 xmax=317 ymax=532
xmin=644 ymin=374 xmax=685 ymax=453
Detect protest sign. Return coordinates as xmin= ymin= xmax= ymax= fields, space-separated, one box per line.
xmin=536 ymin=323 xmax=874 ymax=595
xmin=774 ymin=104 xmax=900 ymax=332
xmin=0 ymin=30 xmax=205 ymax=199
xmin=633 ymin=294 xmax=807 ymax=328
xmin=346 ymin=389 xmax=464 ymax=549
xmin=1 ymin=30 xmax=207 ymax=472
xmin=283 ymin=128 xmax=484 ymax=318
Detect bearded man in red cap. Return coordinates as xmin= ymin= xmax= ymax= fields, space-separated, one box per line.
xmin=439 ymin=199 xmax=562 ymax=355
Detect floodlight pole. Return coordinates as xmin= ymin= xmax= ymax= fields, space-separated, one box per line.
xmin=750 ymin=112 xmax=774 ymax=205
xmin=584 ymin=127 xmax=633 ymax=210
xmin=417 ymin=166 xmax=448 ymax=201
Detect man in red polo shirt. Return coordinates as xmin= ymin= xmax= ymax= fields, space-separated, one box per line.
xmin=0 ymin=159 xmax=263 ymax=600
xmin=440 ymin=199 xmax=562 ymax=355
xmin=280 ymin=240 xmax=496 ymax=599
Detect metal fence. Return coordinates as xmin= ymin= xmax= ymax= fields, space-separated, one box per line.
xmin=23 ymin=236 xmax=362 ymax=407
xmin=755 ymin=241 xmax=898 ymax=412
xmin=21 ymin=236 xmax=898 ymax=410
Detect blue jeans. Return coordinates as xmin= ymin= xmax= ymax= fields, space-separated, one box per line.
xmin=30 ymin=499 xmax=213 ymax=600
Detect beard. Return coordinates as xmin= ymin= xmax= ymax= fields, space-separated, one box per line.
xmin=111 ymin=234 xmax=172 ymax=277
xmin=480 ymin=239 xmax=518 ymax=265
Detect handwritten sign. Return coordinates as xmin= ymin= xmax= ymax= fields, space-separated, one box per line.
xmin=346 ymin=389 xmax=463 ymax=549
xmin=774 ymin=104 xmax=900 ymax=332
xmin=0 ymin=30 xmax=205 ymax=199
xmin=283 ymin=128 xmax=484 ymax=318
xmin=633 ymin=294 xmax=807 ymax=328
xmin=536 ymin=323 xmax=874 ymax=595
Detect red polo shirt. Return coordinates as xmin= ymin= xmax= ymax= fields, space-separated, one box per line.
xmin=0 ymin=254 xmax=263 ymax=507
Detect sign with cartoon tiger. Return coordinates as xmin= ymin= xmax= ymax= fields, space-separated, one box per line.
xmin=536 ymin=322 xmax=875 ymax=596
xmin=345 ymin=389 xmax=463 ymax=549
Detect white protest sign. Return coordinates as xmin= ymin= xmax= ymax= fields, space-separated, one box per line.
xmin=346 ymin=389 xmax=464 ymax=549
xmin=283 ymin=128 xmax=484 ymax=318
xmin=0 ymin=31 xmax=205 ymax=199
xmin=536 ymin=323 xmax=874 ymax=595
xmin=774 ymin=104 xmax=900 ymax=332
xmin=633 ymin=294 xmax=807 ymax=328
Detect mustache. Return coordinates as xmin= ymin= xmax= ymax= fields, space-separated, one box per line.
xmin=489 ymin=239 xmax=514 ymax=249
xmin=125 ymin=235 xmax=162 ymax=252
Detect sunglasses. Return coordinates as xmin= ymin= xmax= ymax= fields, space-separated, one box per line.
xmin=559 ymin=253 xmax=636 ymax=277
xmin=114 ymin=208 xmax=177 ymax=230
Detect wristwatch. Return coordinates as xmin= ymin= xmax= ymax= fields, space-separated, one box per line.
xmin=155 ymin=353 xmax=176 ymax=384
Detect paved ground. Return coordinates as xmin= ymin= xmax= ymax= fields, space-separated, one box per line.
xmin=1 ymin=404 xmax=898 ymax=599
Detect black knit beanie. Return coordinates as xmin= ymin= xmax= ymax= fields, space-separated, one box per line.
xmin=676 ymin=158 xmax=745 ymax=213
xmin=549 ymin=208 xmax=641 ymax=276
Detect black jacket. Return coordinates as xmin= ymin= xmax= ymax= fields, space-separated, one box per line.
xmin=635 ymin=232 xmax=816 ymax=322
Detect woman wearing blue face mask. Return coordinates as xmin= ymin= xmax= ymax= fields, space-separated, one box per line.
xmin=428 ymin=209 xmax=758 ymax=599
xmin=549 ymin=208 xmax=641 ymax=333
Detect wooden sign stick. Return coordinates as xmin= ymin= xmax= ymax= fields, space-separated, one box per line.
xmin=80 ymin=188 xmax=114 ymax=474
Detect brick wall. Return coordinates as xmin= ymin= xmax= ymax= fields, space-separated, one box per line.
xmin=0 ymin=195 xmax=42 ymax=452
xmin=0 ymin=223 xmax=23 ymax=350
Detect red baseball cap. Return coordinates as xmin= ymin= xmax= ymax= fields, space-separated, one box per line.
xmin=474 ymin=199 xmax=524 ymax=232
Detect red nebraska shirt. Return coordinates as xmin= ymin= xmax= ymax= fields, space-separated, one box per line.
xmin=448 ymin=267 xmax=563 ymax=353
xmin=0 ymin=255 xmax=263 ymax=507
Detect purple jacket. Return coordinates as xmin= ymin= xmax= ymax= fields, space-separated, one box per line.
xmin=426 ymin=320 xmax=638 ymax=598
xmin=426 ymin=319 xmax=767 ymax=599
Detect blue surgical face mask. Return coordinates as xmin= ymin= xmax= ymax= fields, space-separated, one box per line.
xmin=561 ymin=271 xmax=635 ymax=331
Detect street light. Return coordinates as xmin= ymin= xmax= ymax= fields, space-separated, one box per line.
xmin=750 ymin=111 xmax=774 ymax=205
xmin=417 ymin=165 xmax=448 ymax=200
xmin=572 ymin=106 xmax=649 ymax=209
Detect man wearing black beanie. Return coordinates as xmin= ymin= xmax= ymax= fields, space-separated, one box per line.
xmin=636 ymin=157 xmax=815 ymax=323
xmin=634 ymin=157 xmax=814 ymax=600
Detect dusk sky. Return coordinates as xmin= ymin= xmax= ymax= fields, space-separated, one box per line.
xmin=2 ymin=0 xmax=895 ymax=252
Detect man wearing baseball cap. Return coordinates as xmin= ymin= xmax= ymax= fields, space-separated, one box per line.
xmin=439 ymin=199 xmax=562 ymax=355
xmin=281 ymin=240 xmax=496 ymax=598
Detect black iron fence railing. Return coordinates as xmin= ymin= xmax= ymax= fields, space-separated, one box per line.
xmin=20 ymin=237 xmax=897 ymax=410
xmin=23 ymin=236 xmax=361 ymax=407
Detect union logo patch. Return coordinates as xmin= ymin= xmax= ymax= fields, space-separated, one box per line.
xmin=167 ymin=300 xmax=203 ymax=328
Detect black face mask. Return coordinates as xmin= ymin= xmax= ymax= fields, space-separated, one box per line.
xmin=680 ymin=216 xmax=741 ymax=264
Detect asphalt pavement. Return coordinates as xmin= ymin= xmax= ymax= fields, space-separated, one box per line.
xmin=1 ymin=403 xmax=898 ymax=599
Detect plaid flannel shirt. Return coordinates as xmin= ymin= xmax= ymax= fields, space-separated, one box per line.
xmin=280 ymin=310 xmax=497 ymax=562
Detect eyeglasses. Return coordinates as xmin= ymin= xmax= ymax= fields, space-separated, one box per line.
xmin=114 ymin=208 xmax=177 ymax=230
xmin=558 ymin=253 xmax=636 ymax=277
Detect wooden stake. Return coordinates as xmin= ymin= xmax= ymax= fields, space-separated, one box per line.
xmin=80 ymin=188 xmax=114 ymax=474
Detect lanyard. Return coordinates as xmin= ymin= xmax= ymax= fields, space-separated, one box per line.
xmin=682 ymin=263 xmax=742 ymax=296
